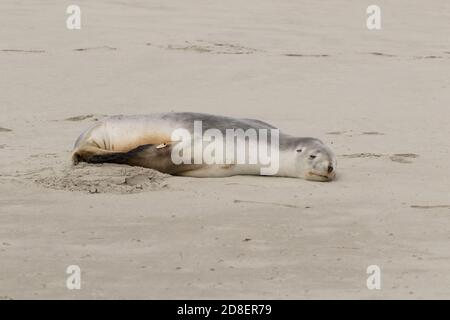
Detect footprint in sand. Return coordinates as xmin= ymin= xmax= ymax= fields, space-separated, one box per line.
xmin=233 ymin=199 xmax=299 ymax=209
xmin=29 ymin=153 xmax=58 ymax=159
xmin=366 ymin=52 xmax=445 ymax=60
xmin=64 ymin=114 xmax=94 ymax=121
xmin=284 ymin=53 xmax=329 ymax=58
xmin=340 ymin=153 xmax=383 ymax=158
xmin=389 ymin=153 xmax=419 ymax=164
xmin=410 ymin=205 xmax=450 ymax=209
xmin=366 ymin=52 xmax=396 ymax=57
xmin=413 ymin=55 xmax=443 ymax=60
xmin=158 ymin=40 xmax=259 ymax=55
xmin=0 ymin=127 xmax=12 ymax=132
xmin=361 ymin=131 xmax=384 ymax=135
xmin=64 ymin=114 xmax=107 ymax=122
xmin=340 ymin=153 xmax=419 ymax=163
xmin=73 ymin=46 xmax=117 ymax=52
xmin=326 ymin=130 xmax=357 ymax=137
xmin=326 ymin=131 xmax=384 ymax=136
xmin=0 ymin=49 xmax=45 ymax=54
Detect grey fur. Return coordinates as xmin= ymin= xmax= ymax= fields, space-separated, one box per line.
xmin=72 ymin=112 xmax=335 ymax=179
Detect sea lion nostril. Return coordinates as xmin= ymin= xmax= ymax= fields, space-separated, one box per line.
xmin=328 ymin=165 xmax=333 ymax=173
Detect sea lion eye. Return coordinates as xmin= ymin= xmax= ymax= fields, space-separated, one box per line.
xmin=309 ymin=155 xmax=317 ymax=159
xmin=296 ymin=149 xmax=303 ymax=152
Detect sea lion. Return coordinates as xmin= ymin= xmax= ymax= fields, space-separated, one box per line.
xmin=72 ymin=112 xmax=336 ymax=181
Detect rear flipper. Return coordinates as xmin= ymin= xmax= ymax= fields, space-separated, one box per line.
xmin=73 ymin=143 xmax=198 ymax=175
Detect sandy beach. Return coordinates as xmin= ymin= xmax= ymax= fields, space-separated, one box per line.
xmin=1 ymin=0 xmax=450 ymax=299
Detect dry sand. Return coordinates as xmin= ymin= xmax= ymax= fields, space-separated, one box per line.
xmin=1 ymin=0 xmax=450 ymax=299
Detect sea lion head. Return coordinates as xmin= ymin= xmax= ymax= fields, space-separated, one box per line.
xmin=293 ymin=138 xmax=337 ymax=181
